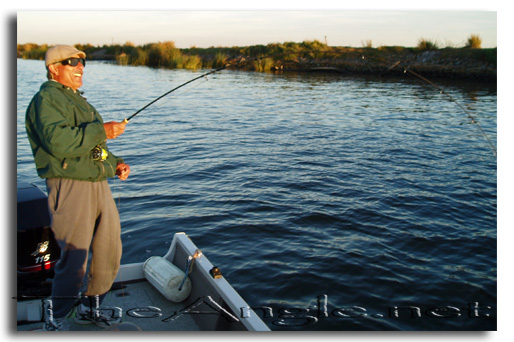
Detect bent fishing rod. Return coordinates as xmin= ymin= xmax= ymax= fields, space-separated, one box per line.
xmin=123 ymin=50 xmax=315 ymax=123
xmin=124 ymin=65 xmax=227 ymax=122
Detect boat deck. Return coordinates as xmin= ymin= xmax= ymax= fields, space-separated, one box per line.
xmin=17 ymin=280 xmax=199 ymax=331
xmin=17 ymin=233 xmax=270 ymax=332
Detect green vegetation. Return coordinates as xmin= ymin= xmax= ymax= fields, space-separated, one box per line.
xmin=17 ymin=36 xmax=496 ymax=80
xmin=17 ymin=43 xmax=50 ymax=60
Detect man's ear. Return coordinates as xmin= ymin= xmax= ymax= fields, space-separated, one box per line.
xmin=48 ymin=64 xmax=59 ymax=76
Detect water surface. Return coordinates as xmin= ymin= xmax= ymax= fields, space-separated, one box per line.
xmin=17 ymin=59 xmax=497 ymax=330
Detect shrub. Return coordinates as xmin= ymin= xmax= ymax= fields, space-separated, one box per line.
xmin=362 ymin=40 xmax=373 ymax=48
xmin=183 ymin=55 xmax=202 ymax=70
xmin=213 ymin=52 xmax=229 ymax=68
xmin=147 ymin=41 xmax=183 ymax=68
xmin=417 ymin=38 xmax=439 ymax=51
xmin=115 ymin=53 xmax=128 ymax=65
xmin=129 ymin=48 xmax=148 ymax=66
xmin=465 ymin=35 xmax=482 ymax=49
xmin=253 ymin=57 xmax=274 ymax=72
xmin=18 ymin=43 xmax=48 ymax=60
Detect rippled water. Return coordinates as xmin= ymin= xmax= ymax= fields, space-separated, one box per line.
xmin=17 ymin=59 xmax=497 ymax=330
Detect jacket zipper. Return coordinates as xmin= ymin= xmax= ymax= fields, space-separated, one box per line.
xmin=76 ymin=88 xmax=105 ymax=181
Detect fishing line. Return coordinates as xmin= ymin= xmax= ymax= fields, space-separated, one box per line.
xmin=404 ymin=67 xmax=497 ymax=157
xmin=403 ymin=67 xmax=497 ymax=156
xmin=375 ymin=57 xmax=497 ymax=157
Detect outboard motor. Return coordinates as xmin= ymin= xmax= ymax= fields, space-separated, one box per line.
xmin=17 ymin=182 xmax=60 ymax=297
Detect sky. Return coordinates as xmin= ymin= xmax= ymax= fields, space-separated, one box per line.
xmin=16 ymin=7 xmax=497 ymax=49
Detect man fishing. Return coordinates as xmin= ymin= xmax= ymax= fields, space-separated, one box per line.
xmin=25 ymin=45 xmax=130 ymax=331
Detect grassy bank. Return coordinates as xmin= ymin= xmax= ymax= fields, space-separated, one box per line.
xmin=17 ymin=40 xmax=497 ymax=81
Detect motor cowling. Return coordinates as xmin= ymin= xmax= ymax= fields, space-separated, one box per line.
xmin=17 ymin=183 xmax=60 ymax=297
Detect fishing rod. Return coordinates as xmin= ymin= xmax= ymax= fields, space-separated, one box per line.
xmin=375 ymin=57 xmax=497 ymax=157
xmin=124 ymin=65 xmax=227 ymax=122
xmin=124 ymin=50 xmax=317 ymax=123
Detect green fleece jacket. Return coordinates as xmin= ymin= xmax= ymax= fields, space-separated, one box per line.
xmin=25 ymin=81 xmax=124 ymax=182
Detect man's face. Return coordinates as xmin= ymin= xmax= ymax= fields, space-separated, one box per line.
xmin=51 ymin=54 xmax=84 ymax=91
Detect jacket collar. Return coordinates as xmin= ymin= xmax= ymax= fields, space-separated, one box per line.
xmin=44 ymin=80 xmax=84 ymax=95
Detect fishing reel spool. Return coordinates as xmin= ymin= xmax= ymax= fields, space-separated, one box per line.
xmin=92 ymin=145 xmax=108 ymax=161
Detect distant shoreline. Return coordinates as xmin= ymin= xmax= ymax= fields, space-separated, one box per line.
xmin=17 ymin=41 xmax=497 ymax=82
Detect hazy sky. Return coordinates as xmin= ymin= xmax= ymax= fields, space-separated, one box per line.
xmin=17 ymin=10 xmax=497 ymax=49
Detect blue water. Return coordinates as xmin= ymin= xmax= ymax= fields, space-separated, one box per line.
xmin=17 ymin=59 xmax=497 ymax=330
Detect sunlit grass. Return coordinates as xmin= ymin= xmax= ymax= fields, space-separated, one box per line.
xmin=465 ymin=35 xmax=482 ymax=49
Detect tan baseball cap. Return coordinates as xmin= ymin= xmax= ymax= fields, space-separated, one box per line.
xmin=45 ymin=45 xmax=86 ymax=66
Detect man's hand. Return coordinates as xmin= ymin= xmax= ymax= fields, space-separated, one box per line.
xmin=104 ymin=120 xmax=127 ymax=139
xmin=116 ymin=163 xmax=130 ymax=181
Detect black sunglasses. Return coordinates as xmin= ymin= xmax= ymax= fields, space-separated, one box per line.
xmin=60 ymin=57 xmax=86 ymax=67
